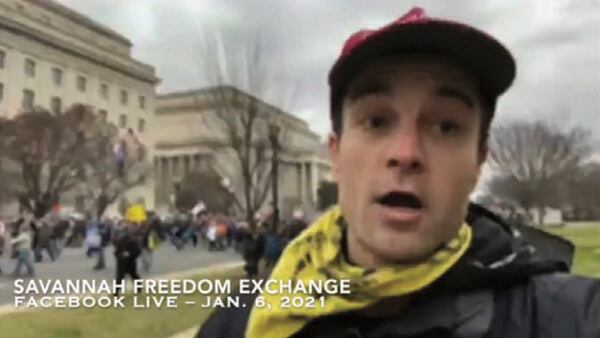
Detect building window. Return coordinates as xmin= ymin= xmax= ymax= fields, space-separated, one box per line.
xmin=100 ymin=83 xmax=109 ymax=99
xmin=137 ymin=118 xmax=145 ymax=132
xmin=77 ymin=75 xmax=87 ymax=92
xmin=22 ymin=89 xmax=34 ymax=110
xmin=25 ymin=58 xmax=35 ymax=77
xmin=120 ymin=89 xmax=128 ymax=105
xmin=139 ymin=95 xmax=146 ymax=109
xmin=0 ymin=50 xmax=5 ymax=69
xmin=98 ymin=109 xmax=108 ymax=122
xmin=52 ymin=68 xmax=63 ymax=86
xmin=51 ymin=97 xmax=61 ymax=115
xmin=0 ymin=83 xmax=4 ymax=102
xmin=119 ymin=114 xmax=127 ymax=128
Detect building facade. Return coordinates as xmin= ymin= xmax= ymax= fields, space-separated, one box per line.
xmin=153 ymin=87 xmax=331 ymax=218
xmin=0 ymin=0 xmax=159 ymax=216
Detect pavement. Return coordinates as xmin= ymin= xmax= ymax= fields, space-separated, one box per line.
xmin=0 ymin=243 xmax=243 ymax=309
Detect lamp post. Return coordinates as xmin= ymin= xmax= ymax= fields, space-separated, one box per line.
xmin=268 ymin=122 xmax=281 ymax=230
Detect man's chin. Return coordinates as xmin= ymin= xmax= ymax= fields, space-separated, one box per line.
xmin=369 ymin=234 xmax=439 ymax=265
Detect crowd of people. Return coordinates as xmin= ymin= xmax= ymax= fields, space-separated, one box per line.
xmin=0 ymin=204 xmax=311 ymax=283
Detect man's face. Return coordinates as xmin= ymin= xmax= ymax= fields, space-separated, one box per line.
xmin=329 ymin=55 xmax=487 ymax=267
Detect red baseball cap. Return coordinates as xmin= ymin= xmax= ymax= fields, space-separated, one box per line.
xmin=329 ymin=7 xmax=516 ymax=120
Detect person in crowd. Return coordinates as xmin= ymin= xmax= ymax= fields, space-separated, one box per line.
xmin=34 ymin=220 xmax=55 ymax=262
xmin=206 ymin=217 xmax=218 ymax=251
xmin=240 ymin=224 xmax=265 ymax=279
xmin=28 ymin=219 xmax=40 ymax=261
xmin=263 ymin=223 xmax=285 ymax=277
xmin=10 ymin=219 xmax=34 ymax=278
xmin=93 ymin=218 xmax=112 ymax=271
xmin=84 ymin=216 xmax=102 ymax=260
xmin=113 ymin=205 xmax=144 ymax=295
xmin=284 ymin=210 xmax=308 ymax=243
xmin=140 ymin=217 xmax=161 ymax=273
xmin=216 ymin=216 xmax=229 ymax=251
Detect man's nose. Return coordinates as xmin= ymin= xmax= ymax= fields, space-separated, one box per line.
xmin=386 ymin=125 xmax=425 ymax=173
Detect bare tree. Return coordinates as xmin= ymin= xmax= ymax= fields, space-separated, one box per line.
xmin=195 ymin=28 xmax=295 ymax=228
xmin=177 ymin=170 xmax=237 ymax=214
xmin=0 ymin=105 xmax=96 ymax=218
xmin=487 ymin=121 xmax=592 ymax=225
xmin=0 ymin=105 xmax=149 ymax=219
xmin=559 ymin=163 xmax=600 ymax=215
xmin=80 ymin=122 xmax=150 ymax=219
xmin=0 ymin=116 xmax=14 ymax=205
xmin=0 ymin=116 xmax=9 ymax=156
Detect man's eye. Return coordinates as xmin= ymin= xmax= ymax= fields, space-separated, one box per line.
xmin=439 ymin=121 xmax=460 ymax=134
xmin=366 ymin=116 xmax=386 ymax=129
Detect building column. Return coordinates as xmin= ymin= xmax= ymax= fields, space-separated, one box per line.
xmin=173 ymin=156 xmax=181 ymax=181
xmin=162 ymin=157 xmax=171 ymax=206
xmin=183 ymin=155 xmax=190 ymax=177
xmin=192 ymin=154 xmax=200 ymax=173
xmin=162 ymin=157 xmax=172 ymax=207
xmin=312 ymin=161 xmax=319 ymax=205
xmin=311 ymin=161 xmax=318 ymax=206
xmin=154 ymin=157 xmax=162 ymax=205
xmin=298 ymin=162 xmax=305 ymax=205
xmin=304 ymin=162 xmax=311 ymax=206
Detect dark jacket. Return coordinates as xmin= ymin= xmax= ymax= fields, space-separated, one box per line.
xmin=197 ymin=204 xmax=600 ymax=338
xmin=285 ymin=219 xmax=308 ymax=242
xmin=113 ymin=229 xmax=141 ymax=262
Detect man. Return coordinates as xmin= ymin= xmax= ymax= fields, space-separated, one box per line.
xmin=10 ymin=219 xmax=35 ymax=278
xmin=197 ymin=7 xmax=600 ymax=338
xmin=284 ymin=210 xmax=308 ymax=242
xmin=34 ymin=220 xmax=55 ymax=262
xmin=140 ymin=218 xmax=161 ymax=272
xmin=263 ymin=222 xmax=285 ymax=277
xmin=93 ymin=218 xmax=112 ymax=271
xmin=240 ymin=223 xmax=265 ymax=279
xmin=113 ymin=206 xmax=144 ymax=294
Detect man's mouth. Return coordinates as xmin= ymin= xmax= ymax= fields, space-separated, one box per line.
xmin=375 ymin=191 xmax=423 ymax=210
xmin=374 ymin=191 xmax=424 ymax=225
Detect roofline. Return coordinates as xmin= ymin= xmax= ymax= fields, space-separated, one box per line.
xmin=24 ymin=0 xmax=133 ymax=47
xmin=157 ymin=86 xmax=310 ymax=127
xmin=0 ymin=15 xmax=160 ymax=84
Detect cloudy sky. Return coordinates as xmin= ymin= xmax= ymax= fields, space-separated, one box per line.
xmin=56 ymin=0 xmax=599 ymax=139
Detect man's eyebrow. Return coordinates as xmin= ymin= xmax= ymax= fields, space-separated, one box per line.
xmin=346 ymin=78 xmax=391 ymax=102
xmin=434 ymin=85 xmax=476 ymax=109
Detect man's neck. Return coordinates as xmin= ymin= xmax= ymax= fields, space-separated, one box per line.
xmin=344 ymin=226 xmax=441 ymax=268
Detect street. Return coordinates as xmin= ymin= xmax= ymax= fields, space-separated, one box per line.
xmin=0 ymin=244 xmax=241 ymax=305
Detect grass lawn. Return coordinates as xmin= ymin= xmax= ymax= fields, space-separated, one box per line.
xmin=0 ymin=268 xmax=244 ymax=338
xmin=547 ymin=223 xmax=600 ymax=277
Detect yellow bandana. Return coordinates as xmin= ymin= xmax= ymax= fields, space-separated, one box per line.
xmin=246 ymin=206 xmax=472 ymax=338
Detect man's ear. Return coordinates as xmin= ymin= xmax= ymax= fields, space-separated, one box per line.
xmin=328 ymin=133 xmax=340 ymax=182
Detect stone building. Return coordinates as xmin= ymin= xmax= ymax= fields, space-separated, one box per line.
xmin=0 ymin=0 xmax=159 ymax=215
xmin=153 ymin=86 xmax=331 ymax=218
